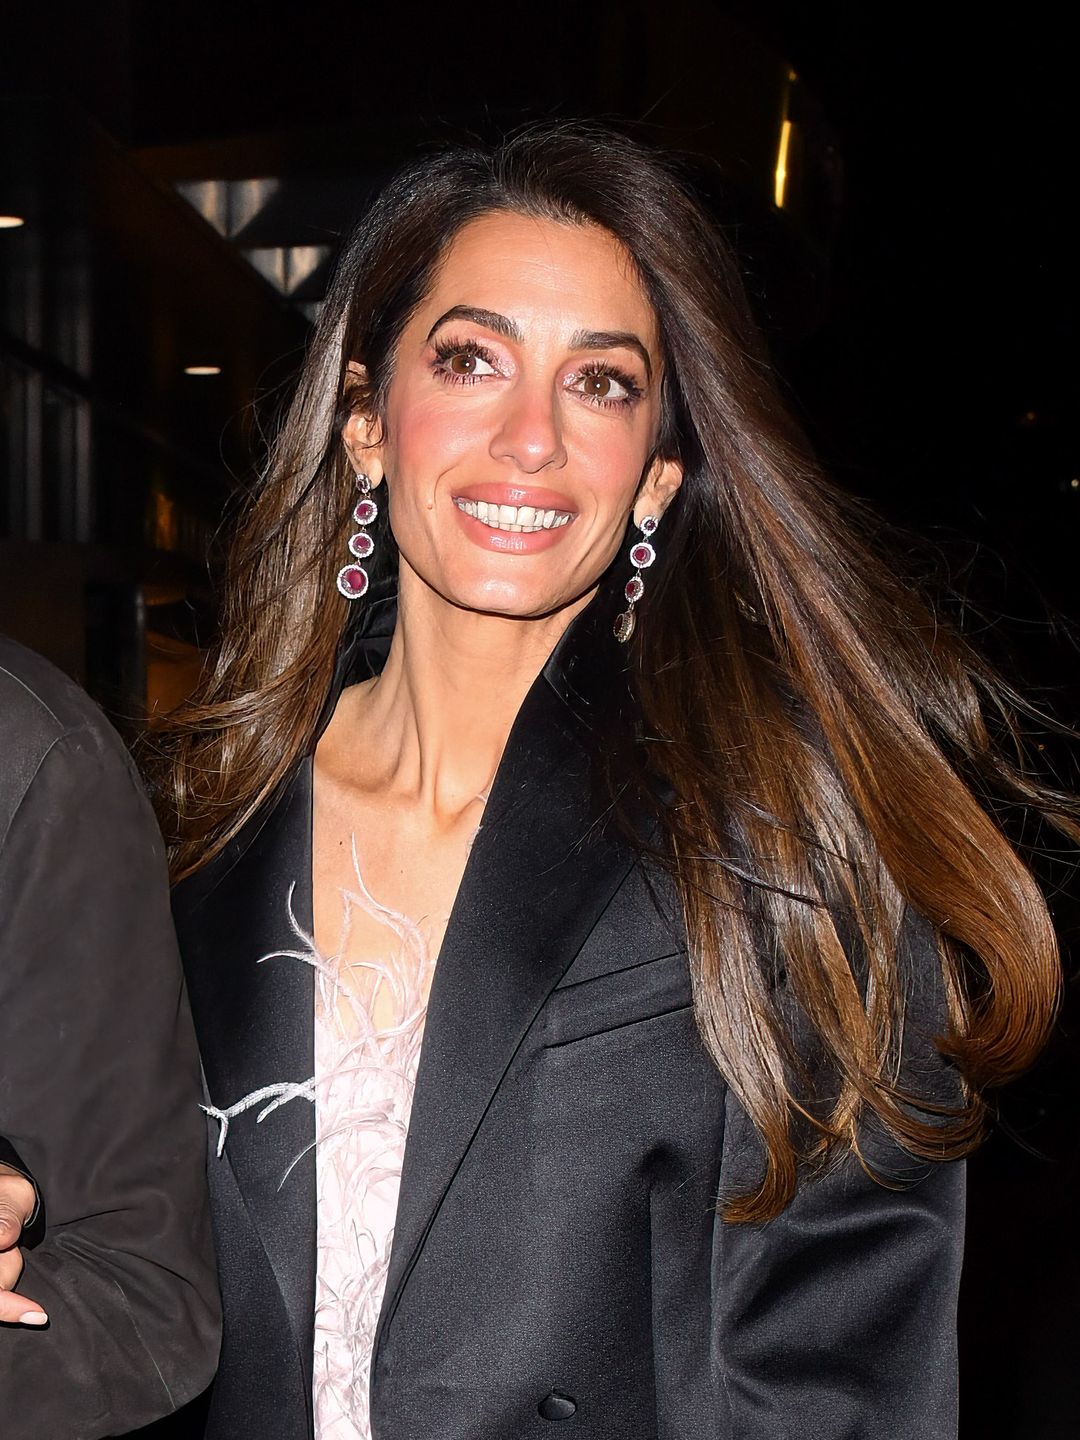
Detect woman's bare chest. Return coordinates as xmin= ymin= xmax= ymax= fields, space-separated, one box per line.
xmin=312 ymin=775 xmax=483 ymax=1029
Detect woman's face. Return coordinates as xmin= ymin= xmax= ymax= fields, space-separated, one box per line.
xmin=346 ymin=211 xmax=683 ymax=620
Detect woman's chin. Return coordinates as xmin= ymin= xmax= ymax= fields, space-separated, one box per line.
xmin=422 ymin=572 xmax=591 ymax=625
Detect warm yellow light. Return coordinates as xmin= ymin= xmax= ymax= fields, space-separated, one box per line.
xmin=774 ymin=118 xmax=793 ymax=209
xmin=183 ymin=365 xmax=222 ymax=376
xmin=0 ymin=215 xmax=25 ymax=229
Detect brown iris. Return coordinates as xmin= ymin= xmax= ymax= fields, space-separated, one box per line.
xmin=581 ymin=372 xmax=612 ymax=398
xmin=448 ymin=353 xmax=478 ymax=375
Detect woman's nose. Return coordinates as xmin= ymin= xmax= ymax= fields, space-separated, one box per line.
xmin=489 ymin=378 xmax=568 ymax=474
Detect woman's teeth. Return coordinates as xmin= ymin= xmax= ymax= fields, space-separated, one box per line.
xmin=453 ymin=498 xmax=574 ymax=533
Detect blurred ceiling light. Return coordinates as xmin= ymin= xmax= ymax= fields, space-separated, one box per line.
xmin=774 ymin=70 xmax=798 ymax=210
xmin=184 ymin=365 xmax=222 ymax=376
xmin=245 ymin=244 xmax=332 ymax=297
xmin=774 ymin=120 xmax=793 ymax=209
xmin=176 ymin=177 xmax=280 ymax=239
xmin=0 ymin=215 xmax=26 ymax=229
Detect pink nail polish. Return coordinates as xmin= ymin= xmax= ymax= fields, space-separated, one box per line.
xmin=19 ymin=1312 xmax=47 ymax=1325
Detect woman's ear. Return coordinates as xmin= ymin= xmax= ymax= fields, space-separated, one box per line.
xmin=341 ymin=360 xmax=385 ymax=483
xmin=633 ymin=454 xmax=683 ymax=527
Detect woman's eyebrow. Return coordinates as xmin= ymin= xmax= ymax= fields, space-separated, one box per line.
xmin=426 ymin=306 xmax=653 ymax=380
xmin=569 ymin=329 xmax=652 ymax=380
xmin=426 ymin=305 xmax=522 ymax=343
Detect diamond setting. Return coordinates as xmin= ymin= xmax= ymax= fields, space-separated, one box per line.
xmin=613 ymin=608 xmax=636 ymax=643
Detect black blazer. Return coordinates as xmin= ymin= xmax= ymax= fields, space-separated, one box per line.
xmin=0 ymin=637 xmax=221 ymax=1438
xmin=175 ymin=579 xmax=965 ymax=1440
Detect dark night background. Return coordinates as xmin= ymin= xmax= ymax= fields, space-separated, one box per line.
xmin=1 ymin=4 xmax=1076 ymax=1436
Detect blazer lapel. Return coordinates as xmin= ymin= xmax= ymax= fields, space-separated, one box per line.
xmin=173 ymin=759 xmax=317 ymax=1392
xmin=372 ymin=578 xmax=650 ymax=1369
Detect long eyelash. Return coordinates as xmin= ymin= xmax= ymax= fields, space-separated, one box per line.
xmin=431 ymin=338 xmax=643 ymax=408
xmin=575 ymin=360 xmax=644 ymax=410
xmin=431 ymin=336 xmax=497 ymax=385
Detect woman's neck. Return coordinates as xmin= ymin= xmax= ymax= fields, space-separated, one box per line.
xmin=338 ymin=562 xmax=593 ymax=823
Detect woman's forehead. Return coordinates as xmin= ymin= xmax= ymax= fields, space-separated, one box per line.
xmin=419 ymin=211 xmax=659 ymax=344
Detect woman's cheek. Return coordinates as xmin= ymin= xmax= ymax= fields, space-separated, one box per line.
xmin=387 ymin=392 xmax=490 ymax=494
xmin=570 ymin=422 xmax=650 ymax=511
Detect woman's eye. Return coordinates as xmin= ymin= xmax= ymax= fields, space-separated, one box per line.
xmin=572 ymin=368 xmax=640 ymax=408
xmin=581 ymin=373 xmax=619 ymax=400
xmin=448 ymin=351 xmax=495 ymax=377
xmin=433 ymin=343 xmax=499 ymax=383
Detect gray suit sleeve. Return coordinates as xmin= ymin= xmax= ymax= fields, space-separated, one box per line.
xmin=0 ymin=724 xmax=221 ymax=1438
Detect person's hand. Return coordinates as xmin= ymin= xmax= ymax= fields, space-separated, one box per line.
xmin=0 ymin=1164 xmax=47 ymax=1325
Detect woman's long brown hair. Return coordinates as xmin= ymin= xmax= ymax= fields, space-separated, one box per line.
xmin=149 ymin=123 xmax=1079 ymax=1221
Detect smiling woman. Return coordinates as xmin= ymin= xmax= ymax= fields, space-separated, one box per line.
xmin=338 ymin=213 xmax=680 ymax=623
xmin=148 ymin=122 xmax=1078 ymax=1440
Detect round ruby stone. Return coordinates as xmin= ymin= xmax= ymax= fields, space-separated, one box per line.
xmin=630 ymin=542 xmax=655 ymax=569
xmin=353 ymin=499 xmax=378 ymax=525
xmin=348 ymin=531 xmax=374 ymax=559
xmin=336 ymin=564 xmax=369 ymax=598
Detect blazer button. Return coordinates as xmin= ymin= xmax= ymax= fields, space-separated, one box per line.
xmin=538 ymin=1390 xmax=577 ymax=1421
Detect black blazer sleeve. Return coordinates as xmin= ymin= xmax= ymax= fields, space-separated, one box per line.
xmin=0 ymin=719 xmax=221 ymax=1437
xmin=712 ymin=908 xmax=966 ymax=1438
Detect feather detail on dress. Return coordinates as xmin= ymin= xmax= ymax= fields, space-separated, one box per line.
xmin=202 ymin=802 xmax=490 ymax=1437
xmin=311 ymin=836 xmax=437 ymax=1440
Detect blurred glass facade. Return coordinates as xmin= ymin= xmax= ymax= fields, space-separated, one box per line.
xmin=0 ymin=98 xmax=308 ymax=727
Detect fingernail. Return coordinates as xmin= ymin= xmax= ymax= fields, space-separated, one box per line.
xmin=19 ymin=1312 xmax=48 ymax=1325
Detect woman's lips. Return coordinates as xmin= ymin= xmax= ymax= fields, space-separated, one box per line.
xmin=451 ymin=482 xmax=578 ymax=512
xmin=449 ymin=482 xmax=579 ymax=555
xmin=450 ymin=496 xmax=576 ymax=554
xmin=453 ymin=496 xmax=572 ymax=530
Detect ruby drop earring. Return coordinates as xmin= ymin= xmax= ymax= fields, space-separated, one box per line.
xmin=336 ymin=472 xmax=378 ymax=600
xmin=613 ymin=514 xmax=660 ymax=643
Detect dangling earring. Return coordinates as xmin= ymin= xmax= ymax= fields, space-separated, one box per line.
xmin=613 ymin=514 xmax=660 ymax=643
xmin=336 ymin=472 xmax=378 ymax=599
